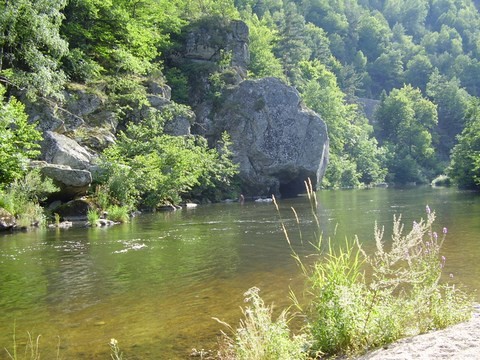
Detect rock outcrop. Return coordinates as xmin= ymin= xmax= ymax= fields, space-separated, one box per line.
xmin=208 ymin=77 xmax=329 ymax=197
xmin=41 ymin=131 xmax=94 ymax=170
xmin=40 ymin=164 xmax=92 ymax=200
xmin=183 ymin=18 xmax=249 ymax=77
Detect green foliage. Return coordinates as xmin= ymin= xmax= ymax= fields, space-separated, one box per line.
xmin=216 ymin=287 xmax=308 ymax=360
xmin=0 ymin=0 xmax=68 ymax=99
xmin=298 ymin=60 xmax=386 ymax=188
xmin=87 ymin=209 xmax=100 ymax=226
xmin=0 ymin=85 xmax=42 ymax=185
xmin=164 ymin=67 xmax=190 ymax=104
xmin=279 ymin=188 xmax=473 ymax=357
xmin=106 ymin=205 xmax=129 ymax=223
xmin=449 ymin=98 xmax=480 ymax=189
xmin=242 ymin=13 xmax=285 ymax=79
xmin=0 ymin=169 xmax=58 ymax=227
xmin=426 ymin=71 xmax=471 ymax=158
xmin=61 ymin=0 xmax=184 ymax=79
xmin=375 ymin=85 xmax=438 ymax=184
xmin=96 ymin=111 xmax=238 ymax=209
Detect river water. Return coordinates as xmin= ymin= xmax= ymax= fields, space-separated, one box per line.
xmin=0 ymin=187 xmax=479 ymax=359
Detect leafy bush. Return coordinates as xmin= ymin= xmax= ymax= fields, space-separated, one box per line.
xmin=215 ymin=287 xmax=308 ymax=360
xmin=96 ymin=109 xmax=238 ymax=209
xmin=448 ymin=98 xmax=480 ymax=190
xmin=0 ymin=85 xmax=42 ymax=185
xmin=0 ymin=169 xmax=58 ymax=227
xmin=87 ymin=209 xmax=100 ymax=226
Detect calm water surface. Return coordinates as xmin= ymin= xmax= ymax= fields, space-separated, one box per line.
xmin=0 ymin=187 xmax=479 ymax=359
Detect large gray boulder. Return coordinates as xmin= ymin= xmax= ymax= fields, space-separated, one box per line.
xmin=39 ymin=163 xmax=92 ymax=200
xmin=210 ymin=77 xmax=329 ymax=197
xmin=41 ymin=131 xmax=94 ymax=170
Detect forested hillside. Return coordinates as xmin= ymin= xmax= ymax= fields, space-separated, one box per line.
xmin=1 ymin=0 xmax=480 ymax=219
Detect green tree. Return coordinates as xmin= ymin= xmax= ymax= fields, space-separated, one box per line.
xmin=0 ymin=0 xmax=68 ymax=98
xmin=449 ymin=98 xmax=480 ymax=189
xmin=243 ymin=12 xmax=284 ymax=79
xmin=404 ymin=53 xmax=434 ymax=93
xmin=375 ymin=85 xmax=438 ymax=184
xmin=426 ymin=70 xmax=471 ymax=159
xmin=357 ymin=11 xmax=391 ymax=61
xmin=0 ymin=84 xmax=42 ymax=185
xmin=274 ymin=3 xmax=311 ymax=83
xmin=98 ymin=109 xmax=238 ymax=209
xmin=299 ymin=60 xmax=386 ymax=188
xmin=61 ymin=0 xmax=185 ymax=80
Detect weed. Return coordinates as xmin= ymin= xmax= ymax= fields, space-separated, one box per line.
xmin=215 ymin=287 xmax=308 ymax=360
xmin=106 ymin=205 xmax=129 ymax=223
xmin=87 ymin=209 xmax=100 ymax=226
xmin=281 ymin=184 xmax=474 ymax=357
xmin=109 ymin=338 xmax=123 ymax=360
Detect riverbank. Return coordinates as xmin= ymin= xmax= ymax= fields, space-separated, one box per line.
xmin=357 ymin=312 xmax=480 ymax=359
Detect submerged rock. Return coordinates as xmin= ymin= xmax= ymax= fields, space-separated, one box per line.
xmin=209 ymin=77 xmax=329 ymax=197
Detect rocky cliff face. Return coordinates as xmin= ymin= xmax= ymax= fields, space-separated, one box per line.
xmin=25 ymin=80 xmax=191 ymax=201
xmin=206 ymin=77 xmax=329 ymax=197
xmin=26 ymin=18 xmax=328 ymax=201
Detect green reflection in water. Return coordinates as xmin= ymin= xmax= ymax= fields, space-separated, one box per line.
xmin=0 ymin=187 xmax=479 ymax=358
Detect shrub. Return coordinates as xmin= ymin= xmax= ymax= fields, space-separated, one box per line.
xmin=283 ymin=184 xmax=473 ymax=357
xmin=0 ymin=85 xmax=42 ymax=185
xmin=215 ymin=287 xmax=308 ymax=360
xmin=106 ymin=205 xmax=129 ymax=223
xmin=87 ymin=209 xmax=100 ymax=226
xmin=0 ymin=169 xmax=57 ymax=227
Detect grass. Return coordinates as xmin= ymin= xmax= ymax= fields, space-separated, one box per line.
xmin=217 ymin=179 xmax=474 ymax=359
xmin=5 ymin=328 xmax=123 ymax=360
xmin=4 ymin=326 xmax=60 ymax=360
xmin=87 ymin=209 xmax=100 ymax=226
xmin=106 ymin=205 xmax=129 ymax=223
xmin=214 ymin=287 xmax=308 ymax=360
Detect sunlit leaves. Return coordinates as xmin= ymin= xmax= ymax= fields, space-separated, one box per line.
xmin=0 ymin=85 xmax=42 ymax=185
xmin=0 ymin=0 xmax=68 ymax=98
xmin=449 ymin=98 xmax=480 ymax=189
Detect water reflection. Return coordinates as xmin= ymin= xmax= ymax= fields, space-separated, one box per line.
xmin=0 ymin=187 xmax=478 ymax=358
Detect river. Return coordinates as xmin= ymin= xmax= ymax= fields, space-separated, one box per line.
xmin=0 ymin=187 xmax=479 ymax=359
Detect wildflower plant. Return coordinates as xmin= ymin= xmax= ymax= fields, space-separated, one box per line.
xmin=279 ymin=182 xmax=473 ymax=357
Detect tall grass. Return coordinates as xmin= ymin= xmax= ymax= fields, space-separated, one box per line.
xmin=215 ymin=287 xmax=308 ymax=360
xmin=87 ymin=209 xmax=100 ymax=226
xmin=4 ymin=326 xmax=60 ymax=360
xmin=106 ymin=205 xmax=129 ymax=223
xmin=219 ymin=179 xmax=473 ymax=359
xmin=282 ymin=181 xmax=473 ymax=357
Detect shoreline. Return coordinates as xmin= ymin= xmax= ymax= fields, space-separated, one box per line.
xmin=356 ymin=313 xmax=480 ymax=359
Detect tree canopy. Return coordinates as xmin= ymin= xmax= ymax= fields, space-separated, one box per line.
xmin=2 ymin=0 xmax=480 ymax=191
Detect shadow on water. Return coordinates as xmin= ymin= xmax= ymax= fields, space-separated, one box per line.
xmin=0 ymin=187 xmax=479 ymax=358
